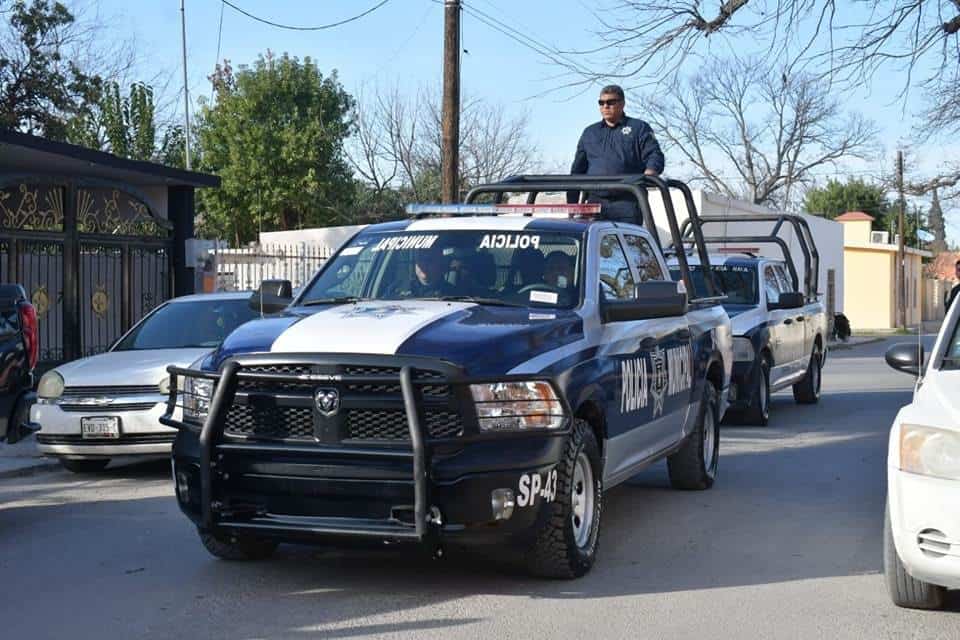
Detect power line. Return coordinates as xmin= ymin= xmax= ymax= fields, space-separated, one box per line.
xmin=220 ymin=0 xmax=391 ymax=32
xmin=211 ymin=0 xmax=225 ymax=103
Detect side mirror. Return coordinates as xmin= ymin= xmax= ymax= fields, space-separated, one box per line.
xmin=602 ymin=281 xmax=688 ymax=323
xmin=770 ymin=291 xmax=804 ymax=310
xmin=885 ymin=343 xmax=924 ymax=376
xmin=249 ymin=279 xmax=293 ymax=314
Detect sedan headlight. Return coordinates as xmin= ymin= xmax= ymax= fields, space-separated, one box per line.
xmin=37 ymin=370 xmax=65 ymax=400
xmin=470 ymin=381 xmax=565 ymax=432
xmin=732 ymin=337 xmax=755 ymax=362
xmin=183 ymin=376 xmax=215 ymax=422
xmin=900 ymin=424 xmax=960 ymax=481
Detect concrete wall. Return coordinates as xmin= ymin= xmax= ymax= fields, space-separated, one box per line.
xmin=647 ymin=189 xmax=844 ymax=311
xmin=844 ymin=248 xmax=894 ymax=330
xmin=259 ymin=225 xmax=367 ymax=253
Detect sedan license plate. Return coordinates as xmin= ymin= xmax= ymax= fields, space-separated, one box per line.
xmin=81 ymin=416 xmax=120 ymax=439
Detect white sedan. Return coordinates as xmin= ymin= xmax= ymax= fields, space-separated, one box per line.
xmin=884 ymin=299 xmax=960 ymax=609
xmin=33 ymin=292 xmax=258 ymax=473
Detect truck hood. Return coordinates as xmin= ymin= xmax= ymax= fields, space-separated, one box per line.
xmin=907 ymin=369 xmax=960 ymax=434
xmin=213 ymin=300 xmax=583 ymax=377
xmin=54 ymin=348 xmax=212 ymax=387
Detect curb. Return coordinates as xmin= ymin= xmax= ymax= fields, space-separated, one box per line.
xmin=0 ymin=458 xmax=60 ymax=480
xmin=828 ymin=337 xmax=885 ymax=352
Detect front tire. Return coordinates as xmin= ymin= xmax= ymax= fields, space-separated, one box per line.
xmin=525 ymin=419 xmax=602 ymax=578
xmin=793 ymin=344 xmax=822 ymax=404
xmin=742 ymin=358 xmax=770 ymax=426
xmin=884 ymin=501 xmax=945 ymax=609
xmin=200 ymin=530 xmax=279 ymax=561
xmin=60 ymin=458 xmax=109 ymax=473
xmin=668 ymin=382 xmax=719 ymax=490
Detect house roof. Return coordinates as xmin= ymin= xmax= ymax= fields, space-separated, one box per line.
xmin=835 ymin=211 xmax=875 ymax=222
xmin=0 ymin=129 xmax=220 ymax=188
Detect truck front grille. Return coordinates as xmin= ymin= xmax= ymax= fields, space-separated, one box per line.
xmin=224 ymin=405 xmax=315 ymax=440
xmin=346 ymin=409 xmax=463 ymax=440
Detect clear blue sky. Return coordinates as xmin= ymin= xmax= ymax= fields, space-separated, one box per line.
xmin=93 ymin=0 xmax=956 ymax=238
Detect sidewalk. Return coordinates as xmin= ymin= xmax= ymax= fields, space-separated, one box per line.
xmin=0 ymin=434 xmax=59 ymax=479
xmin=827 ymin=335 xmax=885 ymax=351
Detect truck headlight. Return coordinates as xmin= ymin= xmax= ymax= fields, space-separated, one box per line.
xmin=158 ymin=376 xmax=171 ymax=395
xmin=900 ymin=424 xmax=960 ymax=481
xmin=183 ymin=376 xmax=215 ymax=422
xmin=470 ymin=381 xmax=565 ymax=432
xmin=733 ymin=337 xmax=755 ymax=362
xmin=37 ymin=370 xmax=64 ymax=400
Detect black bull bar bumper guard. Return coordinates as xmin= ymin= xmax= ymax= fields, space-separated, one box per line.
xmin=161 ymin=354 xmax=569 ymax=543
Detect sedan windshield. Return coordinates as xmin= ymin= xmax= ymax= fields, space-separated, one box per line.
xmin=300 ymin=230 xmax=584 ymax=309
xmin=113 ymin=299 xmax=258 ymax=351
xmin=675 ymin=264 xmax=759 ymax=305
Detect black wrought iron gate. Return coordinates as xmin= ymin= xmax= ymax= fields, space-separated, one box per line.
xmin=1 ymin=179 xmax=173 ymax=368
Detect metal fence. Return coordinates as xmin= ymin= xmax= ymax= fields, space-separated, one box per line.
xmin=211 ymin=243 xmax=332 ymax=293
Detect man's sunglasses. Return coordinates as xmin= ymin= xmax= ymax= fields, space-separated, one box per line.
xmin=598 ymin=99 xmax=622 ymax=107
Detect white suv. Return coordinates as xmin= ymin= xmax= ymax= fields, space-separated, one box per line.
xmin=884 ymin=300 xmax=960 ymax=609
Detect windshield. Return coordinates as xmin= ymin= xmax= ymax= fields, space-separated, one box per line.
xmin=300 ymin=230 xmax=584 ymax=309
xmin=672 ymin=264 xmax=758 ymax=305
xmin=113 ymin=298 xmax=258 ymax=351
xmin=944 ymin=313 xmax=960 ymax=370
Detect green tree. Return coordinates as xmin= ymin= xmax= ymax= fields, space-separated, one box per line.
xmin=802 ymin=178 xmax=893 ymax=227
xmin=67 ymin=81 xmax=157 ymax=160
xmin=0 ymin=0 xmax=102 ymax=140
xmin=196 ymin=54 xmax=355 ymax=244
xmin=927 ymin=189 xmax=948 ymax=254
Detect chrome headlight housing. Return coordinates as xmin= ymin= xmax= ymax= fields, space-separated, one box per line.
xmin=900 ymin=424 xmax=960 ymax=481
xmin=182 ymin=376 xmax=215 ymax=422
xmin=732 ymin=337 xmax=755 ymax=362
xmin=37 ymin=370 xmax=65 ymax=400
xmin=470 ymin=381 xmax=565 ymax=432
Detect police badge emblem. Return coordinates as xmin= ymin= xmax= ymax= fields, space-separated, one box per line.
xmin=649 ymin=346 xmax=668 ymax=418
xmin=622 ymin=126 xmax=632 ymax=135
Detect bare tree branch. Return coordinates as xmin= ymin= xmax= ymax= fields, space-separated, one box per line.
xmin=643 ymin=56 xmax=879 ymax=208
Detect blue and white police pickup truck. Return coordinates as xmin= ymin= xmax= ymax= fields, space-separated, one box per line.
xmin=162 ymin=175 xmax=732 ymax=578
xmin=668 ymin=214 xmax=828 ymax=425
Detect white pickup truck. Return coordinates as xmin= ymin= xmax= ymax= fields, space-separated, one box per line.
xmin=668 ymin=214 xmax=828 ymax=425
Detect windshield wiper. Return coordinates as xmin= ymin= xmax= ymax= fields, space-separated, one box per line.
xmin=300 ymin=296 xmax=367 ymax=306
xmin=421 ymin=296 xmax=525 ymax=308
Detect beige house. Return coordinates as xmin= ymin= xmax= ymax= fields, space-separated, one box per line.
xmin=837 ymin=211 xmax=931 ymax=330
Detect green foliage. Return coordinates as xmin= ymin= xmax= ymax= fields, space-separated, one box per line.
xmin=802 ymin=178 xmax=892 ymax=222
xmin=0 ymin=0 xmax=102 ymax=139
xmin=67 ymin=81 xmax=156 ymax=160
xmin=196 ymin=54 xmax=356 ymax=244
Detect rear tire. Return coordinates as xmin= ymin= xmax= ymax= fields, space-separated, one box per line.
xmin=60 ymin=458 xmax=109 ymax=473
xmin=668 ymin=382 xmax=719 ymax=490
xmin=525 ymin=419 xmax=602 ymax=578
xmin=884 ymin=501 xmax=945 ymax=609
xmin=742 ymin=358 xmax=770 ymax=426
xmin=793 ymin=344 xmax=822 ymax=404
xmin=200 ymin=530 xmax=279 ymax=561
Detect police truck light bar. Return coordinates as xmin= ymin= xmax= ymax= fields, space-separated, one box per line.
xmin=405 ymin=203 xmax=602 ymax=218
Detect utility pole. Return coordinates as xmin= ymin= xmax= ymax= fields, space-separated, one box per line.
xmin=897 ymin=150 xmax=906 ymax=330
xmin=180 ymin=0 xmax=192 ymax=170
xmin=441 ymin=0 xmax=461 ymax=203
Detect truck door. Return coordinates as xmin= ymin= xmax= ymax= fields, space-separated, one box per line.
xmin=774 ymin=263 xmax=808 ymax=374
xmin=604 ymin=232 xmax=692 ymax=481
xmin=763 ymin=264 xmax=796 ymax=385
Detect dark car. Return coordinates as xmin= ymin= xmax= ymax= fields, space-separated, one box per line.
xmin=0 ymin=284 xmax=39 ymax=444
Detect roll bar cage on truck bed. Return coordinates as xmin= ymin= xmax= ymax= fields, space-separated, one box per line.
xmin=674 ymin=214 xmax=821 ymax=302
xmin=161 ymin=174 xmax=724 ymax=553
xmin=465 ymin=174 xmax=722 ymax=303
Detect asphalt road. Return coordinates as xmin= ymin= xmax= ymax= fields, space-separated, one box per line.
xmin=2 ymin=337 xmax=957 ymax=640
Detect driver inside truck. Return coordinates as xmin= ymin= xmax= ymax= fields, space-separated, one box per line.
xmin=544 ymin=251 xmax=575 ymax=289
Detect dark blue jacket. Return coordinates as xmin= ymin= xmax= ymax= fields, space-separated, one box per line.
xmin=570 ymin=116 xmax=665 ymax=178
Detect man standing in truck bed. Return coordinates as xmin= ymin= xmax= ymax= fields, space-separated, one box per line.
xmin=568 ymin=84 xmax=665 ymax=222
